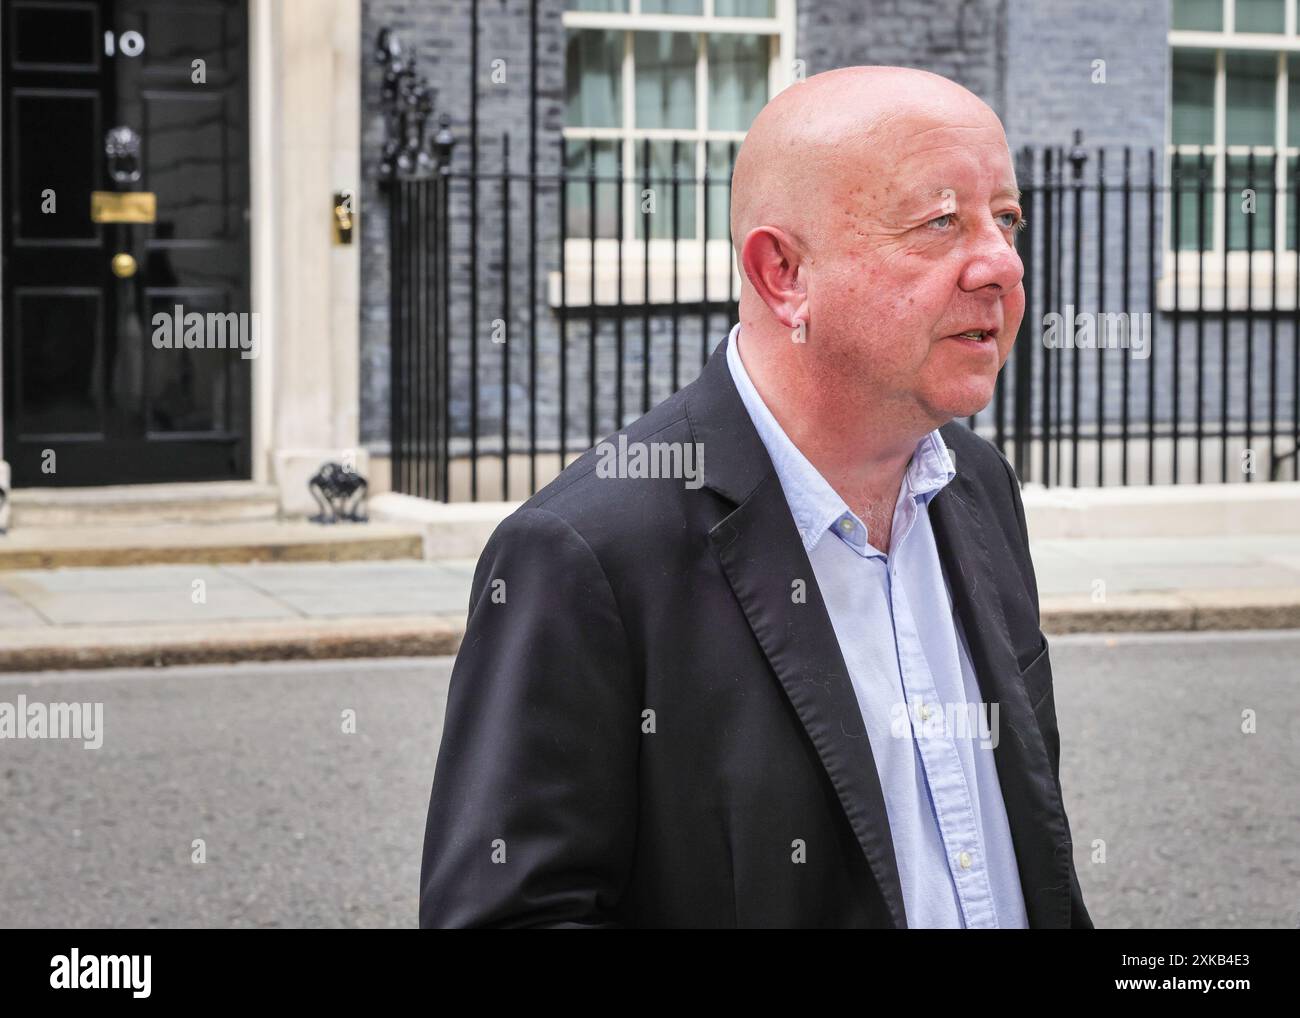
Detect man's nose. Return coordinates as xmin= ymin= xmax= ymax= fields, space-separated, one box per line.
xmin=959 ymin=220 xmax=1024 ymax=294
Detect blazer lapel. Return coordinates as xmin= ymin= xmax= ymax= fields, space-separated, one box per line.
xmin=928 ymin=468 xmax=1074 ymax=929
xmin=687 ymin=335 xmax=908 ymax=929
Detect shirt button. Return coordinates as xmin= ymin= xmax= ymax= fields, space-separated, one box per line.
xmin=959 ymin=852 xmax=972 ymax=869
xmin=839 ymin=518 xmax=853 ymax=532
xmin=919 ymin=705 xmax=932 ymax=721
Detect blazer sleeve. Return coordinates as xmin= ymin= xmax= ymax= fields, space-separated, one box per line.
xmin=997 ymin=452 xmax=1096 ymax=930
xmin=419 ymin=506 xmax=640 ymax=928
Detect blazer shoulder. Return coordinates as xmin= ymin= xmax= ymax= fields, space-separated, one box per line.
xmin=515 ymin=391 xmax=701 ymax=529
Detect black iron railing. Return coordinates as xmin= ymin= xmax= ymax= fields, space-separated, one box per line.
xmin=375 ymin=20 xmax=1300 ymax=499
xmin=377 ymin=28 xmax=452 ymax=502
xmin=1010 ymin=134 xmax=1300 ymax=487
xmin=383 ymin=131 xmax=1300 ymax=500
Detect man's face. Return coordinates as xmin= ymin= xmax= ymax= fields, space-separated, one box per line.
xmin=809 ymin=113 xmax=1025 ymax=426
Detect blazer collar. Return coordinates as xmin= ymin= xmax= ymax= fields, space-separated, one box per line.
xmin=684 ymin=328 xmax=775 ymax=506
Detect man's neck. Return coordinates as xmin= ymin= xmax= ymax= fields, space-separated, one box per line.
xmin=737 ymin=329 xmax=929 ymax=553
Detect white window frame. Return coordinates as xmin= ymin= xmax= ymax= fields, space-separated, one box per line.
xmin=555 ymin=0 xmax=798 ymax=306
xmin=1166 ymin=0 xmax=1300 ymax=309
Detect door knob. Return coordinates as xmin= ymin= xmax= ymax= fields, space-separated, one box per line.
xmin=111 ymin=252 xmax=137 ymax=278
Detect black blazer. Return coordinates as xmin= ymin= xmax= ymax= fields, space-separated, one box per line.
xmin=419 ymin=332 xmax=1093 ymax=929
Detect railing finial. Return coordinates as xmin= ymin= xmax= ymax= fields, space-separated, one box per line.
xmin=376 ymin=27 xmax=448 ymax=182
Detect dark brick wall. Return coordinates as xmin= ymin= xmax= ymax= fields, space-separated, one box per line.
xmin=1004 ymin=0 xmax=1167 ymax=152
xmin=798 ymin=0 xmax=1007 ymax=115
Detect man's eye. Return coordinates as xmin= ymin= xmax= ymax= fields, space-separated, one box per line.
xmin=926 ymin=213 xmax=955 ymax=230
xmin=997 ymin=211 xmax=1023 ymax=230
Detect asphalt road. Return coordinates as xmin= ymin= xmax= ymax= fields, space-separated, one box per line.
xmin=1 ymin=631 xmax=1297 ymax=928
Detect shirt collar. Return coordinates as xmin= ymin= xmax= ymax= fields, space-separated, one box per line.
xmin=724 ymin=321 xmax=956 ymax=555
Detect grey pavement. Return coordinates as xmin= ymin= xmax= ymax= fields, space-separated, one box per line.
xmin=3 ymin=535 xmax=1300 ymax=631
xmin=1031 ymin=534 xmax=1300 ymax=597
xmin=1 ymin=630 xmax=1297 ymax=928
xmin=3 ymin=536 xmax=1300 ymax=671
xmin=0 ymin=559 xmax=480 ymax=629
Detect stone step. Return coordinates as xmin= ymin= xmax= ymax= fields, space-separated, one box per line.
xmin=8 ymin=481 xmax=281 ymax=528
xmin=0 ymin=520 xmax=424 ymax=570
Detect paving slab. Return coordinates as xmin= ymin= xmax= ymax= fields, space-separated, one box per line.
xmin=0 ymin=539 xmax=1296 ymax=670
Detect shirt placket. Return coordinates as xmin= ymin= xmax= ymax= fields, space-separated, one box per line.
xmin=885 ymin=497 xmax=1000 ymax=930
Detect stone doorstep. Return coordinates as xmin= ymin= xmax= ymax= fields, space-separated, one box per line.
xmin=0 ymin=588 xmax=1298 ymax=672
xmin=8 ymin=481 xmax=281 ymax=528
xmin=368 ymin=493 xmax=516 ymax=558
xmin=0 ymin=521 xmax=425 ymax=569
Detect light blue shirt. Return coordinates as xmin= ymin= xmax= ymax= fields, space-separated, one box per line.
xmin=725 ymin=321 xmax=1029 ymax=929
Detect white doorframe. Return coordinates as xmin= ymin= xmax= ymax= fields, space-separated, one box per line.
xmin=249 ymin=0 xmax=277 ymax=487
xmin=248 ymin=0 xmax=363 ymax=512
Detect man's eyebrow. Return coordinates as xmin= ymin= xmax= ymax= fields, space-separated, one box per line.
xmin=898 ymin=185 xmax=1022 ymax=207
xmin=890 ymin=187 xmax=955 ymax=213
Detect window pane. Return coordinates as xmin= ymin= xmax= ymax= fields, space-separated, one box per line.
xmin=634 ymin=140 xmax=697 ymax=240
xmin=1234 ymin=0 xmax=1284 ymax=33
xmin=716 ymin=0 xmax=775 ymax=15
xmin=1171 ymin=0 xmax=1222 ymax=30
xmin=566 ymin=0 xmax=628 ymax=10
xmin=1172 ymin=50 xmax=1216 ymax=145
xmin=1171 ymin=152 xmax=1215 ymax=251
xmin=1226 ymin=154 xmax=1276 ymax=251
xmin=566 ymin=30 xmax=623 ymax=128
xmin=706 ymin=139 xmax=738 ymax=241
xmin=565 ymin=140 xmax=620 ymax=239
xmin=1225 ymin=51 xmax=1275 ymax=147
xmin=709 ymin=33 xmax=768 ymax=131
xmin=641 ymin=0 xmax=704 ymax=13
xmin=635 ymin=32 xmax=697 ymax=130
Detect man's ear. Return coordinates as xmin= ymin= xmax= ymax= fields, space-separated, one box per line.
xmin=740 ymin=226 xmax=810 ymax=331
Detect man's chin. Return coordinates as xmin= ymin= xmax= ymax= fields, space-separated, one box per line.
xmin=923 ymin=381 xmax=996 ymax=423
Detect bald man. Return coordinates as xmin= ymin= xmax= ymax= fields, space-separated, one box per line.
xmin=420 ymin=66 xmax=1093 ymax=929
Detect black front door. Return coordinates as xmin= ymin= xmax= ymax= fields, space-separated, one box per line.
xmin=2 ymin=0 xmax=251 ymax=486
